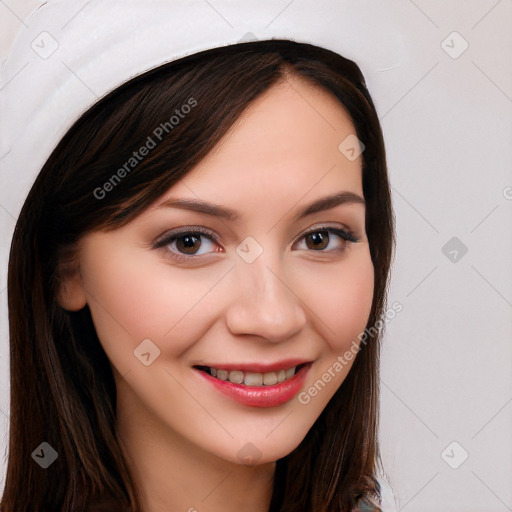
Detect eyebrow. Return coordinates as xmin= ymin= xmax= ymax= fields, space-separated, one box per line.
xmin=155 ymin=191 xmax=365 ymax=222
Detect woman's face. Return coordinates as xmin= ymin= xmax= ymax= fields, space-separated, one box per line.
xmin=58 ymin=76 xmax=374 ymax=465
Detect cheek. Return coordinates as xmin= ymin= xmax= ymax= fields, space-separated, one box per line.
xmin=299 ymin=247 xmax=374 ymax=352
xmin=79 ymin=243 xmax=224 ymax=372
xmin=294 ymin=248 xmax=374 ymax=413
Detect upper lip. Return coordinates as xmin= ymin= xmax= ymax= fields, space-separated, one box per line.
xmin=193 ymin=359 xmax=313 ymax=373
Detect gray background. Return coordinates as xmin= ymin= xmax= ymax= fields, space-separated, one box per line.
xmin=1 ymin=1 xmax=511 ymax=510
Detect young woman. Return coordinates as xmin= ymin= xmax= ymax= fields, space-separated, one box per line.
xmin=1 ymin=38 xmax=395 ymax=512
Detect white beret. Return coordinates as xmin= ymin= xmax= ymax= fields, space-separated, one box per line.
xmin=0 ymin=0 xmax=403 ymax=220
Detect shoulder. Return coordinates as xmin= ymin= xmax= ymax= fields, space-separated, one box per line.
xmin=376 ymin=474 xmax=399 ymax=512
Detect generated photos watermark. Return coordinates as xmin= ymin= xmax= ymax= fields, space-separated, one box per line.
xmin=298 ymin=301 xmax=403 ymax=405
xmin=93 ymin=97 xmax=198 ymax=200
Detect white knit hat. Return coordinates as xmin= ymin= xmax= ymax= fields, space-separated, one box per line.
xmin=0 ymin=0 xmax=403 ymax=221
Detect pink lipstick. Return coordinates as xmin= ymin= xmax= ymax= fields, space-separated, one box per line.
xmin=193 ymin=361 xmax=312 ymax=407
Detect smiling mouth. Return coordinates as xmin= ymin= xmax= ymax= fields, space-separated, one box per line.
xmin=193 ymin=363 xmax=310 ymax=387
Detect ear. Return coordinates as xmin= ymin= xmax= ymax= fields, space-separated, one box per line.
xmin=55 ymin=255 xmax=87 ymax=311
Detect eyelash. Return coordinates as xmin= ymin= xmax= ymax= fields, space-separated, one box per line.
xmin=152 ymin=224 xmax=360 ymax=263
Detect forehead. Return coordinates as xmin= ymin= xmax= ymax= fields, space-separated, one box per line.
xmin=165 ymin=78 xmax=363 ymax=205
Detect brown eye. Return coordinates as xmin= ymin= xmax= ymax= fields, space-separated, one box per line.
xmin=153 ymin=227 xmax=220 ymax=262
xmin=175 ymin=234 xmax=202 ymax=255
xmin=297 ymin=226 xmax=359 ymax=253
xmin=304 ymin=231 xmax=330 ymax=250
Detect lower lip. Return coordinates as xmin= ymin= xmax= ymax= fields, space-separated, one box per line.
xmin=195 ymin=364 xmax=312 ymax=408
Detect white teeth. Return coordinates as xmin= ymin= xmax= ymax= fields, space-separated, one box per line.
xmin=244 ymin=372 xmax=263 ymax=386
xmin=285 ymin=367 xmax=295 ymax=380
xmin=216 ymin=369 xmax=228 ymax=380
xmin=263 ymin=372 xmax=278 ymax=386
xmin=206 ymin=366 xmax=298 ymax=386
xmin=229 ymin=370 xmax=244 ymax=384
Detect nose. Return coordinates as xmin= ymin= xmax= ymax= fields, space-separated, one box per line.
xmin=225 ymin=250 xmax=307 ymax=343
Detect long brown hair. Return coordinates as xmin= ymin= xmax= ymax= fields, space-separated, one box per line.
xmin=1 ymin=39 xmax=395 ymax=512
